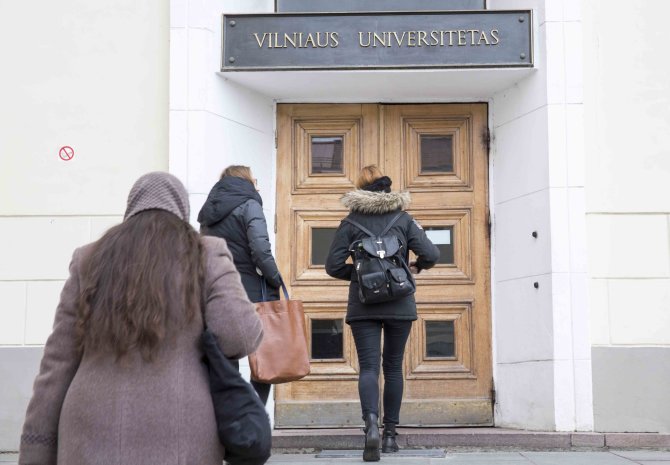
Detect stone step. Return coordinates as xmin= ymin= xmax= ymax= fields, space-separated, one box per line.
xmin=316 ymin=449 xmax=447 ymax=458
xmin=272 ymin=428 xmax=670 ymax=451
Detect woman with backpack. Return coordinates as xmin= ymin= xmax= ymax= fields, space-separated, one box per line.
xmin=197 ymin=165 xmax=281 ymax=405
xmin=325 ymin=165 xmax=440 ymax=462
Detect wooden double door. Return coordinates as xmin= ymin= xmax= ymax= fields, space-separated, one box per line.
xmin=275 ymin=103 xmax=492 ymax=427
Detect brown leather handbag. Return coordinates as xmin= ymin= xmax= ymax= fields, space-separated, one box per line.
xmin=249 ymin=279 xmax=310 ymax=384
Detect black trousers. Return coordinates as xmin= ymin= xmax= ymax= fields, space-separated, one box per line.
xmin=230 ymin=360 xmax=271 ymax=406
xmin=349 ymin=319 xmax=413 ymax=425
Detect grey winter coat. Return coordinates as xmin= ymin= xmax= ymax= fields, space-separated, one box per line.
xmin=198 ymin=176 xmax=281 ymax=303
xmin=19 ymin=236 xmax=263 ymax=465
xmin=325 ymin=190 xmax=440 ymax=323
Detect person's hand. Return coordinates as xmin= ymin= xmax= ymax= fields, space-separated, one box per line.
xmin=409 ymin=261 xmax=420 ymax=274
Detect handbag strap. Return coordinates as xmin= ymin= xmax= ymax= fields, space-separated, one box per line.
xmin=199 ymin=261 xmax=208 ymax=331
xmin=198 ymin=247 xmax=231 ymax=331
xmin=260 ymin=275 xmax=268 ymax=302
xmin=279 ymin=277 xmax=290 ymax=301
xmin=342 ymin=212 xmax=406 ymax=239
xmin=260 ymin=274 xmax=290 ymax=302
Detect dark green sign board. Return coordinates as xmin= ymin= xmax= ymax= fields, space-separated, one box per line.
xmin=222 ymin=11 xmax=532 ymax=71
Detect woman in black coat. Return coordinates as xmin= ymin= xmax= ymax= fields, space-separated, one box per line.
xmin=198 ymin=165 xmax=281 ymax=405
xmin=326 ymin=165 xmax=439 ymax=462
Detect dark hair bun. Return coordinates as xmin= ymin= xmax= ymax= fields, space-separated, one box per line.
xmin=362 ymin=176 xmax=392 ymax=193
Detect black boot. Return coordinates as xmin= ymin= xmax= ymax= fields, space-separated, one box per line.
xmin=382 ymin=423 xmax=399 ymax=453
xmin=363 ymin=413 xmax=380 ymax=462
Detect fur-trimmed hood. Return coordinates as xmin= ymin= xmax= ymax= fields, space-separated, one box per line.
xmin=341 ymin=190 xmax=411 ymax=215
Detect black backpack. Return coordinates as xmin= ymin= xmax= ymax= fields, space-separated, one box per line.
xmin=343 ymin=212 xmax=416 ymax=304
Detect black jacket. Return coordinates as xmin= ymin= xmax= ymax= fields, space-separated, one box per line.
xmin=198 ymin=176 xmax=281 ymax=302
xmin=325 ymin=190 xmax=440 ymax=323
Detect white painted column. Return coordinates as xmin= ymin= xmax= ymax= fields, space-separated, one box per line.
xmin=169 ymin=0 xmax=276 ymax=421
xmin=490 ymin=0 xmax=592 ymax=431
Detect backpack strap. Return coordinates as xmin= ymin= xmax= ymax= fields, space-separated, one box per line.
xmin=380 ymin=212 xmax=406 ymax=236
xmin=342 ymin=212 xmax=406 ymax=238
xmin=342 ymin=217 xmax=376 ymax=238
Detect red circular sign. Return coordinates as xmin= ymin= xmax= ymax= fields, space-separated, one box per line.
xmin=59 ymin=146 xmax=74 ymax=161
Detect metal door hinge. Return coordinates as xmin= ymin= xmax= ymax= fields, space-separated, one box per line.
xmin=274 ymin=130 xmax=278 ymax=149
xmin=274 ymin=213 xmax=278 ymax=234
xmin=491 ymin=388 xmax=496 ymax=405
xmin=481 ymin=126 xmax=491 ymax=154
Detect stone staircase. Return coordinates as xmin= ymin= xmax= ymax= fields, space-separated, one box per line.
xmin=272 ymin=428 xmax=670 ymax=452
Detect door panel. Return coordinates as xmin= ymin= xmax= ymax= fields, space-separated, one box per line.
xmin=382 ymin=104 xmax=492 ymax=426
xmin=275 ymin=103 xmax=491 ymax=428
xmin=275 ymin=104 xmax=377 ymax=427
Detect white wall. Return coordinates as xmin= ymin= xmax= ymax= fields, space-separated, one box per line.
xmin=0 ymin=0 xmax=169 ymax=450
xmin=489 ymin=0 xmax=592 ymax=431
xmin=0 ymin=0 xmax=169 ymax=346
xmin=169 ymin=0 xmax=276 ymax=419
xmin=583 ymin=0 xmax=670 ymax=347
xmin=583 ymin=0 xmax=670 ymax=433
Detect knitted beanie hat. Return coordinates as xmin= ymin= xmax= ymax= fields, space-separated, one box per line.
xmin=124 ymin=172 xmax=190 ymax=222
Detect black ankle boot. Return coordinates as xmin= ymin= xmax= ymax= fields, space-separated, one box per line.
xmin=382 ymin=423 xmax=399 ymax=453
xmin=363 ymin=413 xmax=380 ymax=462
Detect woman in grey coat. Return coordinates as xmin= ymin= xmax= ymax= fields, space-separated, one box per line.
xmin=19 ymin=172 xmax=264 ymax=465
xmin=198 ymin=165 xmax=281 ymax=405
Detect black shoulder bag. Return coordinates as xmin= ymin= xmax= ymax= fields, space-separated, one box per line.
xmin=200 ymin=300 xmax=272 ymax=464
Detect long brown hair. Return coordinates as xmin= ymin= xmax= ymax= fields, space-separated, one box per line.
xmin=76 ymin=210 xmax=204 ymax=361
